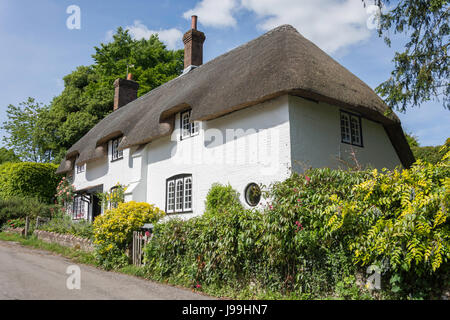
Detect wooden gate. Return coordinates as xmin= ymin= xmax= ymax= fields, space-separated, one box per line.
xmin=132 ymin=231 xmax=150 ymax=266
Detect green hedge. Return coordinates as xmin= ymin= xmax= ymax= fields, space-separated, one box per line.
xmin=143 ymin=156 xmax=449 ymax=299
xmin=0 ymin=162 xmax=59 ymax=203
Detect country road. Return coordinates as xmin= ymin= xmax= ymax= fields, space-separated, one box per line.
xmin=0 ymin=240 xmax=214 ymax=300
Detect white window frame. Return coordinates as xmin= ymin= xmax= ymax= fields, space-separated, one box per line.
xmin=180 ymin=110 xmax=199 ymax=140
xmin=166 ymin=174 xmax=193 ymax=214
xmin=166 ymin=181 xmax=175 ymax=213
xmin=111 ymin=137 xmax=123 ymax=161
xmin=340 ymin=111 xmax=363 ymax=147
xmin=340 ymin=112 xmax=351 ymax=144
xmin=175 ymin=178 xmax=184 ymax=212
xmin=183 ymin=177 xmax=192 ymax=211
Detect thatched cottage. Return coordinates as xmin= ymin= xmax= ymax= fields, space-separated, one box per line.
xmin=56 ymin=17 xmax=414 ymax=221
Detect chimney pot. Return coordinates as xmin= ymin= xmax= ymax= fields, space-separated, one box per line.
xmin=191 ymin=15 xmax=198 ymax=30
xmin=127 ymin=73 xmax=133 ymax=80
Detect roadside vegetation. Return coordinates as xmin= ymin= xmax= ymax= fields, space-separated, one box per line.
xmin=1 ymin=144 xmax=448 ymax=300
xmin=140 ymin=153 xmax=449 ymax=300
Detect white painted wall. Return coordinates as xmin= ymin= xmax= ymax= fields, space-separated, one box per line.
xmin=288 ymin=95 xmax=402 ymax=172
xmin=72 ymin=141 xmax=136 ymax=197
xmin=146 ymin=95 xmax=292 ymax=218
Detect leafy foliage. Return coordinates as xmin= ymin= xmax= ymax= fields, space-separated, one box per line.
xmin=325 ymin=149 xmax=450 ymax=297
xmin=38 ymin=214 xmax=94 ymax=240
xmin=93 ymin=201 xmax=164 ymax=269
xmin=0 ymin=147 xmax=20 ymax=165
xmin=2 ymin=98 xmax=53 ymax=162
xmin=2 ymin=217 xmax=26 ymax=229
xmin=0 ymin=162 xmax=59 ymax=203
xmin=143 ymin=154 xmax=449 ymax=299
xmin=0 ymin=196 xmax=56 ymax=228
xmin=328 ymin=162 xmax=449 ymax=272
xmin=204 ymin=183 xmax=243 ymax=216
xmin=367 ymin=0 xmax=450 ymax=111
xmin=406 ymin=134 xmax=449 ymax=164
xmin=96 ymin=182 xmax=127 ymax=212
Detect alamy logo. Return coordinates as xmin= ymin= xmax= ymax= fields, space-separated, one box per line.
xmin=170 ymin=127 xmax=282 ymax=176
xmin=66 ymin=265 xmax=81 ymax=290
xmin=66 ymin=5 xmax=81 ymax=30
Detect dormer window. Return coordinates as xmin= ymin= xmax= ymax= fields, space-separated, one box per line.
xmin=181 ymin=110 xmax=199 ymax=140
xmin=111 ymin=137 xmax=123 ymax=161
xmin=76 ymin=163 xmax=85 ymax=174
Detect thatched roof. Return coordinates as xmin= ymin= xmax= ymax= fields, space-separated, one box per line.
xmin=56 ymin=24 xmax=414 ymax=174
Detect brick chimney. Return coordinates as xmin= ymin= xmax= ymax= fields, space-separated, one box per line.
xmin=113 ymin=73 xmax=139 ymax=111
xmin=182 ymin=15 xmax=206 ymax=71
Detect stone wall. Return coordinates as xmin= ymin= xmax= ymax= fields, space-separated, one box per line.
xmin=33 ymin=230 xmax=94 ymax=252
xmin=4 ymin=228 xmax=25 ymax=236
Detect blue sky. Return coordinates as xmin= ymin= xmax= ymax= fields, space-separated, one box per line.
xmin=0 ymin=0 xmax=448 ymax=147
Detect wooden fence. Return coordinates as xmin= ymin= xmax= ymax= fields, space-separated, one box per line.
xmin=132 ymin=231 xmax=151 ymax=267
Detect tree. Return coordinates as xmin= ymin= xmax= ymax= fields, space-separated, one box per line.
xmin=2 ymin=98 xmax=53 ymax=162
xmin=405 ymin=133 xmax=449 ymax=164
xmin=43 ymin=27 xmax=184 ymax=162
xmin=366 ymin=0 xmax=449 ymax=111
xmin=0 ymin=147 xmax=20 ymax=164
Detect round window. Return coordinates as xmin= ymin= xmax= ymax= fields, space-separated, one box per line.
xmin=245 ymin=183 xmax=261 ymax=207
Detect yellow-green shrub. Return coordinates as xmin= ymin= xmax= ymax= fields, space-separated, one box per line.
xmin=324 ymin=146 xmax=449 ymax=297
xmin=327 ymin=160 xmax=449 ymax=274
xmin=93 ymin=201 xmax=165 ymax=269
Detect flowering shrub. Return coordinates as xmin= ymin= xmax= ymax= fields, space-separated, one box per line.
xmin=97 ymin=182 xmax=127 ymax=211
xmin=93 ymin=201 xmax=164 ymax=269
xmin=55 ymin=177 xmax=75 ymax=206
xmin=4 ymin=218 xmax=26 ymax=229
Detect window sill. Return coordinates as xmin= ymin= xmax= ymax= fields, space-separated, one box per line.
xmin=110 ymin=157 xmax=124 ymax=163
xmin=180 ymin=134 xmax=199 ymax=141
xmin=166 ymin=211 xmax=193 ymax=215
xmin=341 ymin=141 xmax=364 ymax=148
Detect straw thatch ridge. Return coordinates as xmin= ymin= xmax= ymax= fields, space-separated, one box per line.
xmin=56 ymin=24 xmax=414 ymax=174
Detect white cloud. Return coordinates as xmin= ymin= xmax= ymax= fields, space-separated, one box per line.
xmin=241 ymin=0 xmax=372 ymax=53
xmin=184 ymin=0 xmax=374 ymax=53
xmin=104 ymin=29 xmax=115 ymax=42
xmin=125 ymin=20 xmax=183 ymax=50
xmin=183 ymin=0 xmax=239 ymax=28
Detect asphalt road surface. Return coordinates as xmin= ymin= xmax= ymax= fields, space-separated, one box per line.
xmin=0 ymin=240 xmax=214 ymax=300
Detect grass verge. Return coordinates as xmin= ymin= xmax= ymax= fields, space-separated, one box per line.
xmin=0 ymin=231 xmax=96 ymax=265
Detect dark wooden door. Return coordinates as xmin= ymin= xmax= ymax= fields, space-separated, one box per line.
xmin=92 ymin=194 xmax=101 ymax=221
